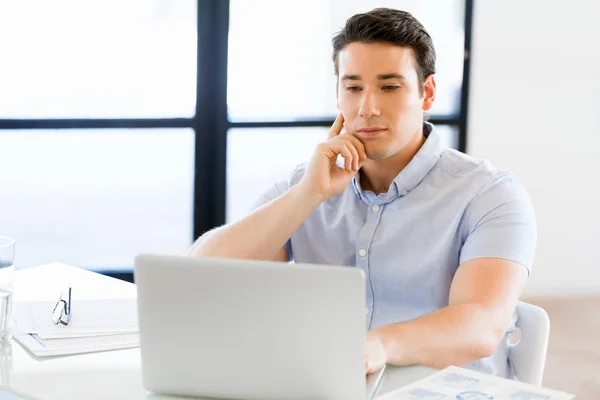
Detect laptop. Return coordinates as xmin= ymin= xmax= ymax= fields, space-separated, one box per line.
xmin=134 ymin=254 xmax=386 ymax=400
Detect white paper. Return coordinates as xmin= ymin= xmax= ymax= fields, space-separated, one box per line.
xmin=378 ymin=366 xmax=575 ymax=400
xmin=36 ymin=331 xmax=137 ymax=339
xmin=14 ymin=332 xmax=139 ymax=357
xmin=14 ymin=298 xmax=138 ymax=335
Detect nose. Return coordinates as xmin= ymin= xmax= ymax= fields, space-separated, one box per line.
xmin=358 ymin=89 xmax=381 ymax=119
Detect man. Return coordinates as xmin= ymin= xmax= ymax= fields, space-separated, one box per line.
xmin=189 ymin=8 xmax=536 ymax=379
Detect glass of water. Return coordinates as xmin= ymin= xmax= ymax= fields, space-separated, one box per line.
xmin=0 ymin=237 xmax=15 ymax=342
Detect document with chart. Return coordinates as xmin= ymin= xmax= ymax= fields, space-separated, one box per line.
xmin=378 ymin=366 xmax=574 ymax=400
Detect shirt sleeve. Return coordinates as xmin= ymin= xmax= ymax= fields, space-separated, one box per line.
xmin=459 ymin=173 xmax=537 ymax=275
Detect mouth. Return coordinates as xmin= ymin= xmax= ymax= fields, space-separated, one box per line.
xmin=356 ymin=127 xmax=387 ymax=139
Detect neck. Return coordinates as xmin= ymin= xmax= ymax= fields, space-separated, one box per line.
xmin=359 ymin=127 xmax=427 ymax=195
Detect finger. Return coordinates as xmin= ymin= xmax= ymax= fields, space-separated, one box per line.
xmin=343 ymin=134 xmax=368 ymax=162
xmin=339 ymin=145 xmax=354 ymax=172
xmin=352 ymin=137 xmax=368 ymax=161
xmin=328 ymin=113 xmax=345 ymax=139
xmin=346 ymin=140 xmax=360 ymax=171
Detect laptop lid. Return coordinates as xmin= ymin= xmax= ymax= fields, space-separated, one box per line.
xmin=135 ymin=254 xmax=369 ymax=400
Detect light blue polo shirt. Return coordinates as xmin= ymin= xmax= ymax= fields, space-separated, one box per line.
xmin=251 ymin=122 xmax=536 ymax=378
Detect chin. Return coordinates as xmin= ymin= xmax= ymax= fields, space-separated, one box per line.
xmin=365 ymin=144 xmax=403 ymax=161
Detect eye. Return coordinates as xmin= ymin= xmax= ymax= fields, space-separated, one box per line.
xmin=345 ymin=86 xmax=362 ymax=92
xmin=382 ymin=85 xmax=400 ymax=91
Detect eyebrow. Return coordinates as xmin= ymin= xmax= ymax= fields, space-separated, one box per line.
xmin=341 ymin=73 xmax=406 ymax=81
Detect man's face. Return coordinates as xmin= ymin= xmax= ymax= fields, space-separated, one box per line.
xmin=336 ymin=42 xmax=435 ymax=160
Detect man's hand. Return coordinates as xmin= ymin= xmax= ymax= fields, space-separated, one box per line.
xmin=365 ymin=330 xmax=388 ymax=374
xmin=298 ymin=113 xmax=367 ymax=201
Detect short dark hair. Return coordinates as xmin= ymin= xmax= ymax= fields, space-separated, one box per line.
xmin=332 ymin=8 xmax=436 ymax=91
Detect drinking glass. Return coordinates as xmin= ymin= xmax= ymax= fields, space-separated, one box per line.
xmin=0 ymin=237 xmax=15 ymax=342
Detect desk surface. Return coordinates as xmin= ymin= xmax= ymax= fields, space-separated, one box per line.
xmin=2 ymin=264 xmax=436 ymax=400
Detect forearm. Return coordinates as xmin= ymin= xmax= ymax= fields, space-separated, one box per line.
xmin=189 ymin=184 xmax=323 ymax=260
xmin=374 ymin=303 xmax=506 ymax=369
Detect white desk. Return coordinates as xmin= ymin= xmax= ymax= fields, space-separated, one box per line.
xmin=2 ymin=264 xmax=436 ymax=400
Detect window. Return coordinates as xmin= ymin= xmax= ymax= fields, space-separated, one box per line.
xmin=0 ymin=0 xmax=473 ymax=278
xmin=0 ymin=0 xmax=197 ymax=119
xmin=0 ymin=129 xmax=194 ymax=270
xmin=227 ymin=0 xmax=465 ymax=121
xmin=0 ymin=0 xmax=198 ymax=273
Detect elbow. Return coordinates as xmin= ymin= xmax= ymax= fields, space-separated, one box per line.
xmin=188 ymin=242 xmax=204 ymax=258
xmin=471 ymin=340 xmax=497 ymax=360
xmin=462 ymin=303 xmax=509 ymax=361
xmin=189 ymin=240 xmax=218 ymax=258
xmin=470 ymin=327 xmax=506 ymax=360
xmin=188 ymin=243 xmax=206 ymax=258
xmin=188 ymin=230 xmax=218 ymax=258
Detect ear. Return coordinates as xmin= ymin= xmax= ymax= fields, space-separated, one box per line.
xmin=422 ymin=75 xmax=436 ymax=111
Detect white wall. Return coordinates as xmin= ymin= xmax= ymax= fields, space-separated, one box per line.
xmin=468 ymin=1 xmax=600 ymax=297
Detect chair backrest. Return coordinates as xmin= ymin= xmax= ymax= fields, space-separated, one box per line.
xmin=508 ymin=301 xmax=551 ymax=386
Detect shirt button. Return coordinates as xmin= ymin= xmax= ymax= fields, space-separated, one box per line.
xmin=372 ymin=205 xmax=380 ymax=213
xmin=359 ymin=249 xmax=367 ymax=257
xmin=365 ymin=307 xmax=370 ymax=315
xmin=402 ymin=190 xmax=409 ymax=196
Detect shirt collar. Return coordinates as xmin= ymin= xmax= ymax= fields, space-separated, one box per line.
xmin=351 ymin=122 xmax=445 ymax=203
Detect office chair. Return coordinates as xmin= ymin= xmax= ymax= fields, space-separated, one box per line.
xmin=509 ymin=301 xmax=551 ymax=386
